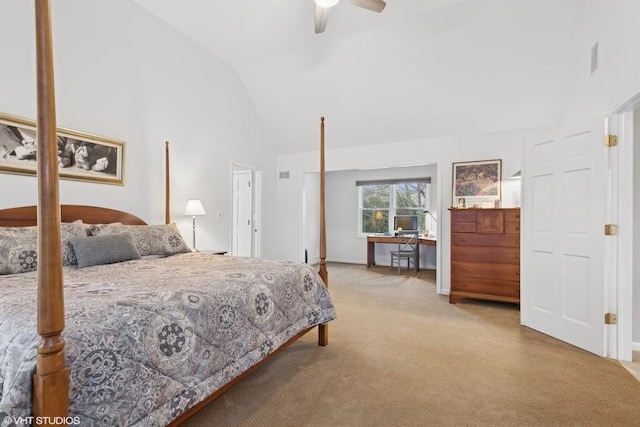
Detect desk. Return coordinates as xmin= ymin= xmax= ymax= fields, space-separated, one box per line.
xmin=366 ymin=235 xmax=437 ymax=272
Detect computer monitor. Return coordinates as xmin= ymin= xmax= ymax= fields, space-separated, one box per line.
xmin=394 ymin=215 xmax=418 ymax=232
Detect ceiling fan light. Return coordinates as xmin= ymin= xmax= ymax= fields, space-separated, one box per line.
xmin=315 ymin=0 xmax=340 ymax=8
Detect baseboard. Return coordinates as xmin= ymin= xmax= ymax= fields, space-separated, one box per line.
xmin=633 ymin=342 xmax=640 ymax=352
xmin=324 ymin=258 xmax=437 ymax=269
xmin=325 ymin=258 xmax=367 ymax=265
xmin=310 ymin=259 xmax=367 ymax=266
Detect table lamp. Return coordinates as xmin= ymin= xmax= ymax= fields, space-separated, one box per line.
xmin=423 ymin=210 xmax=437 ymax=237
xmin=184 ymin=199 xmax=206 ymax=251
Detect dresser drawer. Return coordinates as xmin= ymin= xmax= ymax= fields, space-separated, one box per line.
xmin=451 ymin=210 xmax=477 ymax=222
xmin=451 ymin=277 xmax=520 ymax=299
xmin=477 ymin=210 xmax=504 ymax=233
xmin=451 ymin=221 xmax=477 ymax=233
xmin=451 ymin=246 xmax=519 ymax=264
xmin=505 ymin=210 xmax=520 ymax=222
xmin=451 ymin=233 xmax=519 ymax=248
xmin=451 ymin=260 xmax=520 ymax=281
xmin=505 ymin=221 xmax=520 ymax=234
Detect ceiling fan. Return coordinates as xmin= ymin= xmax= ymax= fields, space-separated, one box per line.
xmin=314 ymin=0 xmax=387 ymax=34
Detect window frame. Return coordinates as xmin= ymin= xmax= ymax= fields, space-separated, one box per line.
xmin=357 ymin=178 xmax=431 ymax=237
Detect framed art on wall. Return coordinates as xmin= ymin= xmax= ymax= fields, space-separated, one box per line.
xmin=452 ymin=159 xmax=501 ymax=208
xmin=0 ymin=112 xmax=125 ymax=185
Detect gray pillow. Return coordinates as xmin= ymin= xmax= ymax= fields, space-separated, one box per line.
xmin=69 ymin=233 xmax=141 ymax=268
xmin=0 ymin=220 xmax=87 ymax=272
xmin=0 ymin=235 xmax=38 ymax=275
xmin=89 ymin=223 xmax=191 ymax=256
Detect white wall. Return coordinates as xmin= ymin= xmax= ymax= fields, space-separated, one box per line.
xmin=0 ymin=0 xmax=279 ymax=258
xmin=0 ymin=1 xmax=148 ymax=214
xmin=562 ymin=0 xmax=640 ymax=124
xmin=302 ymin=172 xmax=320 ymax=264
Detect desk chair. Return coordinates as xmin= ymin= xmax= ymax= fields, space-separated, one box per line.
xmin=390 ymin=231 xmax=419 ymax=272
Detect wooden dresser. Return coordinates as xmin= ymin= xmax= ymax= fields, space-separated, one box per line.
xmin=449 ymin=208 xmax=520 ymax=304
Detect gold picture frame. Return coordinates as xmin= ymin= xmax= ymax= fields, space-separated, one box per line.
xmin=0 ymin=112 xmax=124 ymax=186
xmin=452 ymin=159 xmax=502 ymax=208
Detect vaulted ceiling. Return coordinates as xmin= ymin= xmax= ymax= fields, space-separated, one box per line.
xmin=132 ymin=0 xmax=581 ymax=154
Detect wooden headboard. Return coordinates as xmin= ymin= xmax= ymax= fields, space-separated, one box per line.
xmin=0 ymin=205 xmax=147 ymax=227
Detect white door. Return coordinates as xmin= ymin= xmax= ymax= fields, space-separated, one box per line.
xmin=232 ymin=170 xmax=253 ymax=257
xmin=521 ymin=120 xmax=610 ymax=356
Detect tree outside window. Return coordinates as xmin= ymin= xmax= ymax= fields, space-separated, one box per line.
xmin=361 ymin=184 xmax=390 ymax=234
xmin=395 ymin=182 xmax=428 ymax=232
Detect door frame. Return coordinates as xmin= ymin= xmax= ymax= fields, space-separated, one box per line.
xmin=230 ymin=161 xmax=262 ymax=258
xmin=612 ymin=91 xmax=640 ymax=360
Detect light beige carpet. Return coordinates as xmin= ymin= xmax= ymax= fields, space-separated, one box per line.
xmin=182 ymin=263 xmax=640 ymax=427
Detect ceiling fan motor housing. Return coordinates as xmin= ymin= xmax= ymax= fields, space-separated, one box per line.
xmin=315 ymin=0 xmax=340 ymax=7
xmin=314 ymin=0 xmax=386 ymax=34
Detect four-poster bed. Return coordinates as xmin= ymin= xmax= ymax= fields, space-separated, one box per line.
xmin=0 ymin=2 xmax=333 ymax=425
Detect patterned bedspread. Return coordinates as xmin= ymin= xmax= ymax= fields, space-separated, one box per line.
xmin=0 ymin=253 xmax=336 ymax=426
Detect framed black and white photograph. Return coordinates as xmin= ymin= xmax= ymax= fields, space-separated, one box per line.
xmin=0 ymin=112 xmax=124 ymax=185
xmin=452 ymin=159 xmax=501 ymax=208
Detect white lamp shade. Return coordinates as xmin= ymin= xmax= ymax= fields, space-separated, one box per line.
xmin=184 ymin=199 xmax=206 ymax=216
xmin=315 ymin=0 xmax=340 ymax=8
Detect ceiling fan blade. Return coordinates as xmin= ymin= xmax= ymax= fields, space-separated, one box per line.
xmin=315 ymin=5 xmax=331 ymax=34
xmin=349 ymin=0 xmax=386 ymax=13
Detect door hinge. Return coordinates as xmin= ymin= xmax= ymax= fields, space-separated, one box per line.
xmin=604 ymin=224 xmax=618 ymax=235
xmin=604 ymin=313 xmax=617 ymax=325
xmin=605 ymin=135 xmax=618 ymax=147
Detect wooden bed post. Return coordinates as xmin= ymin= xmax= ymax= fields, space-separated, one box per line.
xmin=318 ymin=117 xmax=329 ymax=346
xmin=165 ymin=141 xmax=171 ymax=224
xmin=33 ymin=0 xmax=70 ymax=422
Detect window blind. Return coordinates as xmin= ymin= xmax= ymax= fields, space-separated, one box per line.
xmin=355 ymin=177 xmax=431 ymax=186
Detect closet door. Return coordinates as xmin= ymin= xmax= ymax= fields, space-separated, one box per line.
xmin=232 ymin=169 xmax=253 ymax=257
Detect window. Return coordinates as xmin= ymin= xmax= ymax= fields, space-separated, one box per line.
xmin=360 ymin=184 xmax=390 ymax=234
xmin=357 ymin=178 xmax=431 ymax=235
